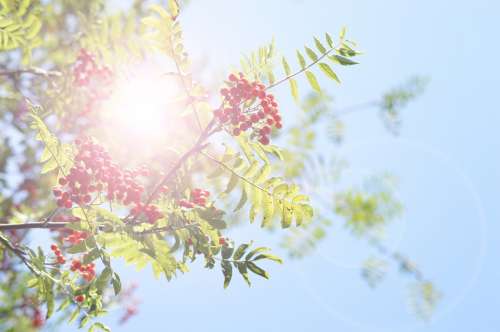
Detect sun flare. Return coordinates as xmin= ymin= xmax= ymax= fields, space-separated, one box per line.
xmin=99 ymin=63 xmax=187 ymax=158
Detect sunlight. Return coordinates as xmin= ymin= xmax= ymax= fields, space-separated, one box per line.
xmin=106 ymin=71 xmax=172 ymax=138
xmin=99 ymin=63 xmax=186 ymax=158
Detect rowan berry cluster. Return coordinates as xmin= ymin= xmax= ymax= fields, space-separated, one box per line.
xmin=63 ymin=230 xmax=88 ymax=245
xmin=73 ymin=48 xmax=114 ymax=115
xmin=50 ymin=244 xmax=66 ymax=264
xmin=70 ymin=258 xmax=96 ymax=282
xmin=73 ymin=48 xmax=113 ymax=90
xmin=52 ymin=137 xmax=163 ymax=224
xmin=215 ymin=73 xmax=282 ymax=145
xmin=130 ymin=203 xmax=163 ymax=224
xmin=178 ymin=188 xmax=210 ymax=208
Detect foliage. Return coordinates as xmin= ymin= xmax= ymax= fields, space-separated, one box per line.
xmin=0 ymin=0 xmax=42 ymax=62
xmin=0 ymin=0 xmax=440 ymax=330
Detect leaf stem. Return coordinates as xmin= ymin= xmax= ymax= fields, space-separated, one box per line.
xmin=266 ymin=48 xmax=335 ymax=91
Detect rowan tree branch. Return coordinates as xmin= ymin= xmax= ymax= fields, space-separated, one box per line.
xmin=0 ymin=67 xmax=62 ymax=78
xmin=0 ymin=222 xmax=68 ymax=231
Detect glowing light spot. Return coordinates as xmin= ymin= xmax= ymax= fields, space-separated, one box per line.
xmin=100 ymin=63 xmax=185 ymax=158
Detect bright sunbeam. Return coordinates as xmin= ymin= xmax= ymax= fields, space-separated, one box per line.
xmin=99 ymin=62 xmax=186 ymax=159
xmin=107 ymin=72 xmax=171 ymax=137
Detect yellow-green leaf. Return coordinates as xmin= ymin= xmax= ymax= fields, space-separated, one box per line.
xmin=319 ymin=62 xmax=340 ymax=83
xmin=305 ymin=70 xmax=321 ymax=92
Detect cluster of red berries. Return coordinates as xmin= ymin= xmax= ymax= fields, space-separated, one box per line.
xmin=63 ymin=230 xmax=89 ymax=245
xmin=52 ymin=138 xmax=162 ymax=224
xmin=73 ymin=48 xmax=114 ymax=116
xmin=73 ymin=49 xmax=113 ymax=90
xmin=130 ymin=203 xmax=163 ymax=224
xmin=178 ymin=188 xmax=210 ymax=208
xmin=50 ymin=244 xmax=66 ymax=264
xmin=215 ymin=73 xmax=282 ymax=145
xmin=70 ymin=258 xmax=96 ymax=282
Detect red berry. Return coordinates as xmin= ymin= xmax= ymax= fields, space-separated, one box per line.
xmin=75 ymin=295 xmax=85 ymax=303
xmin=259 ymin=136 xmax=270 ymax=145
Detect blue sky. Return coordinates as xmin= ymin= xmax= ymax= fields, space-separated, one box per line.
xmin=67 ymin=0 xmax=500 ymax=331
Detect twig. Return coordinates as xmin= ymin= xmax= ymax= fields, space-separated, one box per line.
xmin=266 ymin=48 xmax=335 ymax=91
xmin=0 ymin=222 xmax=68 ymax=231
xmin=0 ymin=67 xmax=62 ymax=78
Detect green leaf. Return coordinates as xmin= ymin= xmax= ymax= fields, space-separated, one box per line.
xmin=67 ymin=241 xmax=88 ymax=254
xmin=233 ymin=189 xmax=248 ymax=212
xmin=206 ymin=218 xmax=227 ymax=230
xmin=233 ymin=243 xmax=250 ymax=260
xmin=68 ymin=307 xmax=80 ymax=323
xmin=261 ymin=192 xmax=274 ymax=228
xmin=46 ymin=285 xmax=54 ymax=319
xmin=330 ymin=54 xmax=358 ymax=66
xmin=82 ymin=248 xmax=100 ymax=264
xmin=221 ymin=246 xmax=234 ymax=260
xmin=282 ymin=56 xmax=291 ymax=76
xmin=236 ymin=262 xmax=251 ymax=286
xmin=305 ymin=47 xmax=318 ymax=62
xmin=305 ymin=71 xmax=321 ymax=92
xmin=57 ymin=298 xmax=71 ymax=312
xmin=149 ymin=4 xmax=173 ymax=20
xmin=80 ymin=315 xmax=91 ymax=329
xmin=95 ymin=267 xmax=112 ymax=292
xmin=318 ymin=63 xmax=340 ymax=83
xmin=289 ymin=78 xmax=299 ymax=102
xmin=40 ymin=158 xmax=58 ymax=174
xmin=224 ymin=168 xmax=240 ymax=194
xmin=296 ymin=50 xmax=306 ymax=69
xmin=253 ymin=253 xmax=283 ymax=264
xmin=26 ymin=277 xmax=38 ymax=288
xmin=221 ymin=260 xmax=233 ymax=288
xmin=247 ymin=262 xmax=269 ymax=279
xmin=339 ymin=26 xmax=347 ymax=40
xmin=89 ymin=322 xmax=112 ymax=332
xmin=111 ymin=273 xmax=121 ymax=295
xmin=245 ymin=247 xmax=270 ymax=261
xmin=314 ymin=37 xmax=327 ymax=54
xmin=25 ymin=17 xmax=42 ymax=40
xmin=325 ymin=32 xmax=334 ymax=48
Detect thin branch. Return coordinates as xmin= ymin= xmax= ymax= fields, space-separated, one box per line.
xmin=266 ymin=48 xmax=335 ymax=91
xmin=0 ymin=232 xmax=38 ymax=276
xmin=200 ymin=150 xmax=271 ymax=195
xmin=139 ymin=118 xmax=216 ymax=211
xmin=0 ymin=67 xmax=62 ymax=78
xmin=0 ymin=222 xmax=68 ymax=231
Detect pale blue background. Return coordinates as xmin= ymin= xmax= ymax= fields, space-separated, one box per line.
xmin=66 ymin=0 xmax=499 ymax=331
